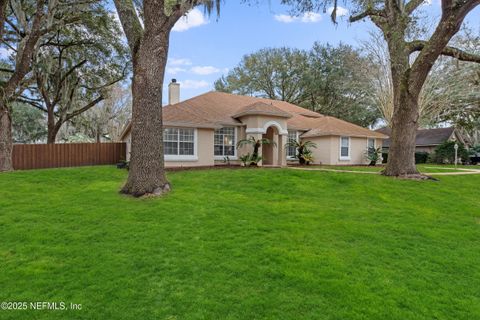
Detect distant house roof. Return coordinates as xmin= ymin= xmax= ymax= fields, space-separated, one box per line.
xmin=376 ymin=127 xmax=456 ymax=148
xmin=121 ymin=92 xmax=387 ymax=140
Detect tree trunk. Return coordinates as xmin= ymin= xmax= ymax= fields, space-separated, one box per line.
xmin=120 ymin=29 xmax=170 ymax=197
xmin=383 ymin=29 xmax=421 ymax=177
xmin=47 ymin=127 xmax=58 ymax=144
xmin=0 ymin=105 xmax=13 ymax=171
xmin=46 ymin=115 xmax=60 ymax=144
xmin=383 ymin=94 xmax=420 ymax=176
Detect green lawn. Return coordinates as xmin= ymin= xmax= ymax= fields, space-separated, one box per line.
xmin=1 ymin=166 xmax=479 ymax=319
xmin=309 ymin=164 xmax=479 ymax=173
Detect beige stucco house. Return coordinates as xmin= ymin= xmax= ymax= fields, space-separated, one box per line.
xmin=120 ymin=80 xmax=388 ymax=167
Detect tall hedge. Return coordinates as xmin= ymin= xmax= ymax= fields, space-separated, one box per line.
xmin=415 ymin=152 xmax=429 ymax=164
xmin=429 ymin=141 xmax=469 ymax=164
xmin=383 ymin=152 xmax=430 ymax=164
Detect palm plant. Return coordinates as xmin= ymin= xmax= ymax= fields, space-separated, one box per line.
xmin=286 ymin=139 xmax=317 ymax=165
xmin=239 ymin=153 xmax=251 ymax=166
xmin=365 ymin=147 xmax=382 ymax=166
xmin=237 ymin=136 xmax=276 ymax=166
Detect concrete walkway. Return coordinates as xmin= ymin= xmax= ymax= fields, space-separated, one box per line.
xmin=289 ymin=166 xmax=480 ymax=176
xmin=424 ymin=167 xmax=480 ymax=176
xmin=289 ymin=167 xmax=378 ymax=174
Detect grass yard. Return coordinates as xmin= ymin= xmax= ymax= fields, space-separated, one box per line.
xmin=1 ymin=166 xmax=480 ymax=319
xmin=309 ymin=164 xmax=480 ymax=173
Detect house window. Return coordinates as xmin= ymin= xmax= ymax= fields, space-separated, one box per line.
xmin=367 ymin=138 xmax=375 ymax=150
xmin=214 ymin=127 xmax=236 ymax=157
xmin=287 ymin=130 xmax=298 ymax=158
xmin=164 ymin=128 xmax=195 ymax=156
xmin=340 ymin=136 xmax=350 ymax=160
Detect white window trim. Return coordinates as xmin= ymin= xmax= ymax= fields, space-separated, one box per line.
xmin=164 ymin=128 xmax=198 ymax=162
xmin=339 ymin=136 xmax=351 ymax=161
xmin=286 ymin=130 xmax=300 ymax=160
xmin=214 ymin=127 xmax=238 ymax=160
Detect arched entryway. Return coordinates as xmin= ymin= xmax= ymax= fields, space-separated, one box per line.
xmin=262 ymin=126 xmax=278 ymax=165
xmin=244 ymin=120 xmax=287 ymax=167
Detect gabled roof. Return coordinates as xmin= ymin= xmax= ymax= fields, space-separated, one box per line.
xmin=121 ymin=92 xmax=387 ymax=140
xmin=376 ymin=127 xmax=455 ymax=148
xmin=232 ymin=102 xmax=292 ymax=119
xmin=300 ymin=116 xmax=385 ymax=139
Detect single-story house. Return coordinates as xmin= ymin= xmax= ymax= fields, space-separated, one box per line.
xmin=376 ymin=127 xmax=464 ymax=154
xmin=120 ymin=80 xmax=388 ymax=167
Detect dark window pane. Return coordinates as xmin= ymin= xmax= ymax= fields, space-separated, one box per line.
xmin=224 ymin=146 xmax=235 ymax=156
xmin=214 ymin=145 xmax=223 ymax=156
xmin=179 ymin=142 xmax=194 ymax=155
xmin=164 ymin=141 xmax=178 ymax=155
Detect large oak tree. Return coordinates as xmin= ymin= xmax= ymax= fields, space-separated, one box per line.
xmin=16 ymin=3 xmax=129 ymax=143
xmin=0 ymin=0 xmax=115 ymax=171
xmin=284 ymin=0 xmax=480 ymax=177
xmin=113 ymin=0 xmax=219 ymax=196
xmin=0 ymin=0 xmax=47 ymax=171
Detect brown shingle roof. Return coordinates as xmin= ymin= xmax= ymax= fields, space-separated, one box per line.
xmin=300 ymin=116 xmax=386 ymax=138
xmin=376 ymin=127 xmax=455 ymax=148
xmin=121 ymin=91 xmax=387 ymax=140
xmin=232 ymin=102 xmax=292 ymax=118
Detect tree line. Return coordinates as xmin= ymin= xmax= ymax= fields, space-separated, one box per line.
xmin=215 ymin=43 xmax=382 ymax=128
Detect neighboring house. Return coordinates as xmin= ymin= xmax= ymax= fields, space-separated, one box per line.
xmin=120 ymin=79 xmax=388 ymax=167
xmin=376 ymin=127 xmax=464 ymax=154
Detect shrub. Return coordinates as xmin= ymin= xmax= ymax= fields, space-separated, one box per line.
xmin=415 ymin=152 xmax=429 ymax=164
xmin=470 ymin=145 xmax=480 ymax=156
xmin=239 ymin=154 xmax=251 ymax=167
xmin=237 ymin=137 xmax=275 ymax=166
xmin=382 ymin=153 xmax=388 ymax=164
xmin=430 ymin=141 xmax=469 ymax=164
xmin=117 ymin=160 xmax=129 ymax=170
xmin=239 ymin=153 xmax=262 ymax=167
xmin=285 ymin=140 xmax=317 ymax=165
xmin=365 ymin=147 xmax=382 ymax=166
xmin=382 ymin=151 xmax=442 ymax=164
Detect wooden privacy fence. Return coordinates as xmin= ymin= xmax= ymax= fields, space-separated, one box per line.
xmin=13 ymin=142 xmax=126 ymax=170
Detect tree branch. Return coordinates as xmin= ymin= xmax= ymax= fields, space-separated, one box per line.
xmin=405 ymin=0 xmax=426 ymax=14
xmin=166 ymin=6 xmax=186 ymax=29
xmin=349 ymin=8 xmax=385 ymax=23
xmin=0 ymin=67 xmax=13 ymax=73
xmin=0 ymin=0 xmax=11 ymax=43
xmin=4 ymin=18 xmax=23 ymax=37
xmin=80 ymin=63 xmax=129 ymax=91
xmin=408 ymin=40 xmax=480 ymax=63
xmin=16 ymin=97 xmax=46 ymax=112
xmin=64 ymin=96 xmax=104 ymax=122
xmin=2 ymin=0 xmax=46 ymax=99
xmin=113 ymin=0 xmax=144 ymax=53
